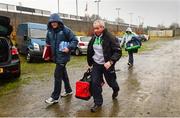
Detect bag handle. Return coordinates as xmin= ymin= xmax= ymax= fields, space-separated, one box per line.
xmin=81 ymin=68 xmax=92 ymax=81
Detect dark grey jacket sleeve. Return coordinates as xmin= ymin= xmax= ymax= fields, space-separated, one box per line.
xmin=110 ymin=38 xmax=122 ymax=62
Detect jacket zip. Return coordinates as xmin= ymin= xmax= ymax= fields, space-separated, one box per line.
xmin=54 ymin=33 xmax=57 ymax=62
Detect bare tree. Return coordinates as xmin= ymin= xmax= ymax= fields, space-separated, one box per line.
xmin=169 ymin=22 xmax=180 ymax=29
xmin=157 ymin=24 xmax=166 ymax=29
xmin=83 ymin=15 xmax=90 ymax=21
xmin=115 ymin=17 xmax=124 ymax=24
xmin=90 ymin=14 xmax=102 ymax=21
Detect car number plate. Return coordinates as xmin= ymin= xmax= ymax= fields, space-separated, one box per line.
xmin=0 ymin=68 xmax=3 ymax=74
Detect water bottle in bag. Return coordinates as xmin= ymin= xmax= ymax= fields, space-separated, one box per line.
xmin=59 ymin=41 xmax=69 ymax=51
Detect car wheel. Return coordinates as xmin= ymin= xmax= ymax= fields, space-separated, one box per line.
xmin=75 ymin=48 xmax=81 ymax=56
xmin=26 ymin=51 xmax=32 ymax=63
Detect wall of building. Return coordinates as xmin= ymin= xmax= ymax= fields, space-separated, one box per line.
xmin=148 ymin=30 xmax=174 ymax=37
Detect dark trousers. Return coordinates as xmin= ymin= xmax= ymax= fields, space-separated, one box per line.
xmin=51 ymin=63 xmax=72 ymax=100
xmin=128 ymin=51 xmax=134 ymax=64
xmin=91 ymin=63 xmax=120 ymax=106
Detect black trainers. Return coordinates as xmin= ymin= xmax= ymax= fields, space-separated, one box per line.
xmin=90 ymin=104 xmax=102 ymax=112
xmin=112 ymin=90 xmax=119 ymax=99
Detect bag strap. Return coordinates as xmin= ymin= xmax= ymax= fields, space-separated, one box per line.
xmin=81 ymin=68 xmax=92 ymax=81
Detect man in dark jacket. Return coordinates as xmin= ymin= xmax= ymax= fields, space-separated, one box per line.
xmin=45 ymin=13 xmax=78 ymax=104
xmin=87 ymin=20 xmax=122 ymax=112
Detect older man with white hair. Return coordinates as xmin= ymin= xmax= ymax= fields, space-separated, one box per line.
xmin=87 ymin=20 xmax=122 ymax=112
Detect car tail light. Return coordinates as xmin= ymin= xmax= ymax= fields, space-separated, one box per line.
xmin=79 ymin=42 xmax=85 ymax=46
xmin=11 ymin=46 xmax=19 ymax=55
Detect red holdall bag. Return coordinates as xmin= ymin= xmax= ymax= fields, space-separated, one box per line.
xmin=75 ymin=81 xmax=91 ymax=100
xmin=42 ymin=45 xmax=52 ymax=61
xmin=75 ymin=68 xmax=92 ymax=100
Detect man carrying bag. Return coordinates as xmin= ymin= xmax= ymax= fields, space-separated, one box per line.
xmin=87 ymin=20 xmax=122 ymax=112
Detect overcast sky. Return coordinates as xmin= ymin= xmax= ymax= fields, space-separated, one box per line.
xmin=0 ymin=0 xmax=179 ymax=27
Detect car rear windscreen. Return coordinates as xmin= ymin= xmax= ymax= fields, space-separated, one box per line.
xmin=80 ymin=37 xmax=91 ymax=42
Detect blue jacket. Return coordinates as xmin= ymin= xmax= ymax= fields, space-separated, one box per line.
xmin=46 ymin=13 xmax=78 ymax=64
xmin=120 ymin=32 xmax=137 ymax=48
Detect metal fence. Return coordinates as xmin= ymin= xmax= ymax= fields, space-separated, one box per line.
xmin=0 ymin=3 xmax=137 ymax=28
xmin=0 ymin=3 xmax=50 ymax=16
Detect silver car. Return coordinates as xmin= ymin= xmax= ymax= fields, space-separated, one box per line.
xmin=73 ymin=36 xmax=91 ymax=56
